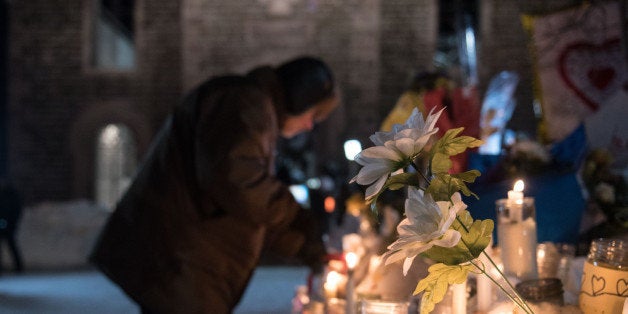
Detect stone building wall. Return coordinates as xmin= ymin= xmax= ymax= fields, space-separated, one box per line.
xmin=6 ymin=0 xmax=597 ymax=207
xmin=379 ymin=0 xmax=438 ymax=126
xmin=8 ymin=0 xmax=182 ymax=204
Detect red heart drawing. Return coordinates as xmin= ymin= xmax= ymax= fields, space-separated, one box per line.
xmin=558 ymin=38 xmax=625 ymax=111
xmin=588 ymin=67 xmax=615 ymax=90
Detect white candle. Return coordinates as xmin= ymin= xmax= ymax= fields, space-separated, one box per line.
xmin=487 ymin=301 xmax=516 ymax=314
xmin=477 ymin=241 xmax=493 ymax=312
xmin=508 ymin=180 xmax=524 ymax=203
xmin=500 ymin=179 xmax=538 ymax=280
xmin=507 ymin=180 xmax=524 ymax=222
xmin=451 ymin=281 xmax=467 ymax=314
xmin=324 ymin=271 xmax=341 ymax=299
xmin=345 ymin=252 xmax=358 ymax=314
xmin=498 ymin=217 xmax=538 ymax=280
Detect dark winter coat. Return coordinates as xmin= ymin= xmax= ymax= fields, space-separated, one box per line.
xmin=90 ymin=75 xmax=325 ymax=314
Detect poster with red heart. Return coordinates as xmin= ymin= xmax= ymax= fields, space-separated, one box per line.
xmin=522 ymin=1 xmax=627 ymax=142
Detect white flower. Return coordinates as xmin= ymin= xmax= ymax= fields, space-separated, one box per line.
xmin=370 ymin=107 xmax=443 ymax=151
xmin=350 ymin=147 xmax=404 ymax=202
xmin=383 ymin=188 xmax=467 ymax=275
xmin=510 ymin=140 xmax=550 ymax=163
xmin=350 ymin=108 xmax=443 ymax=201
xmin=594 ymin=182 xmax=615 ymax=204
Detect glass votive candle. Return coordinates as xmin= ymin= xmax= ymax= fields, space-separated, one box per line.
xmin=361 ymin=300 xmax=409 ymax=314
xmin=516 ymin=277 xmax=564 ymax=311
xmin=496 ymin=197 xmax=538 ymax=281
xmin=579 ymin=238 xmax=627 ymax=314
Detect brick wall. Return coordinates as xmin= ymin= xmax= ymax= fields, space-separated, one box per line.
xmin=379 ymin=0 xmax=438 ymax=124
xmin=6 ymin=0 xmax=591 ymax=205
xmin=180 ymin=0 xmax=387 ymax=166
xmin=8 ymin=0 xmax=182 ymax=204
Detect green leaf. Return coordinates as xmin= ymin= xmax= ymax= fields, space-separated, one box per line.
xmin=421 ymin=238 xmax=474 ymax=265
xmin=431 ymin=128 xmax=484 ymax=160
xmin=386 ymin=172 xmax=421 ymax=190
xmin=451 ymin=211 xmax=494 ymax=258
xmin=414 ymin=263 xmax=475 ymax=314
xmin=429 ymin=128 xmax=483 ymax=183
xmin=422 ymin=211 xmax=494 ymax=265
xmin=431 ymin=152 xmax=452 ymax=174
xmin=426 ymin=172 xmax=481 ymax=202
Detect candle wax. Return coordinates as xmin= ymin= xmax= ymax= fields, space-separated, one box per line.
xmin=498 ymin=217 xmax=538 ymax=280
xmin=477 ymin=245 xmax=494 ymax=311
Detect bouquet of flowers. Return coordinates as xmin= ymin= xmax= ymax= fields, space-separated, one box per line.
xmin=350 ymin=108 xmax=534 ymax=314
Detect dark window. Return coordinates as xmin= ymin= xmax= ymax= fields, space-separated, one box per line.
xmin=91 ymin=0 xmax=136 ymax=70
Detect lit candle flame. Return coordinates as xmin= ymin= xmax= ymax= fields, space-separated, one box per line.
xmin=323 ymin=270 xmax=341 ymax=298
xmin=346 ymin=252 xmax=359 ymax=270
xmin=326 ymin=271 xmax=341 ymax=285
xmin=513 ymin=180 xmax=524 ymax=192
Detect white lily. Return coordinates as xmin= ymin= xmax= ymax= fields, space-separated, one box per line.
xmin=350 ymin=108 xmax=444 ymax=201
xmin=383 ymin=188 xmax=467 ymax=275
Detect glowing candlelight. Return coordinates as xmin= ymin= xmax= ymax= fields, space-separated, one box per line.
xmin=346 ymin=252 xmax=358 ymax=270
xmin=507 ymin=180 xmax=524 ymax=223
xmin=498 ymin=179 xmax=538 ymax=280
xmin=324 ymin=271 xmax=341 ymax=299
xmin=508 ymin=180 xmax=524 ymax=205
xmin=345 ymin=252 xmax=358 ymax=314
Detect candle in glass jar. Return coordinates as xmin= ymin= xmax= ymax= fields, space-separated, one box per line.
xmin=345 ymin=252 xmax=358 ymax=314
xmin=579 ymin=238 xmax=628 ymax=314
xmin=324 ymin=271 xmax=341 ymax=299
xmin=497 ymin=180 xmax=538 ymax=280
xmin=498 ymin=217 xmax=538 ymax=279
xmin=477 ymin=242 xmax=494 ymax=311
xmin=451 ymin=281 xmax=467 ymax=314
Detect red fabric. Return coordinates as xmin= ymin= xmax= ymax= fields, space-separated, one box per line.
xmin=423 ymin=86 xmax=481 ymax=173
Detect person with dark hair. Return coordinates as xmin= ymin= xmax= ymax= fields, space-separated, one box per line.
xmin=0 ymin=180 xmax=24 ymax=274
xmin=90 ymin=56 xmax=339 ymax=314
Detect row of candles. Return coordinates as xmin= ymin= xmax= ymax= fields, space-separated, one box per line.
xmin=320 ymin=179 xmax=535 ymax=314
xmin=323 ymin=251 xmax=359 ymax=314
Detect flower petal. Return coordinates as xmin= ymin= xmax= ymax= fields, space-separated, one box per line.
xmin=364 ymin=174 xmax=388 ymax=201
xmin=402 ymin=256 xmax=416 ymax=276
xmin=431 ymin=229 xmax=462 ymax=248
xmin=353 ymin=160 xmax=391 ymax=185
xmin=361 ymin=145 xmax=401 ymax=160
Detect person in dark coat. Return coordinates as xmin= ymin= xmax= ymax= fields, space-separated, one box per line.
xmin=0 ymin=179 xmax=24 ymax=274
xmin=89 ymin=56 xmax=339 ymax=314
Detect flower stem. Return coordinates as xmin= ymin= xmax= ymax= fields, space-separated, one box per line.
xmin=470 ymin=259 xmax=534 ymax=314
xmin=480 ymin=251 xmax=535 ymax=314
xmin=410 ymin=160 xmax=431 ymax=186
xmin=457 ymin=217 xmax=534 ymax=314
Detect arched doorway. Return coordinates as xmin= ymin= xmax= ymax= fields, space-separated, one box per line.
xmin=94 ymin=123 xmax=137 ymax=210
